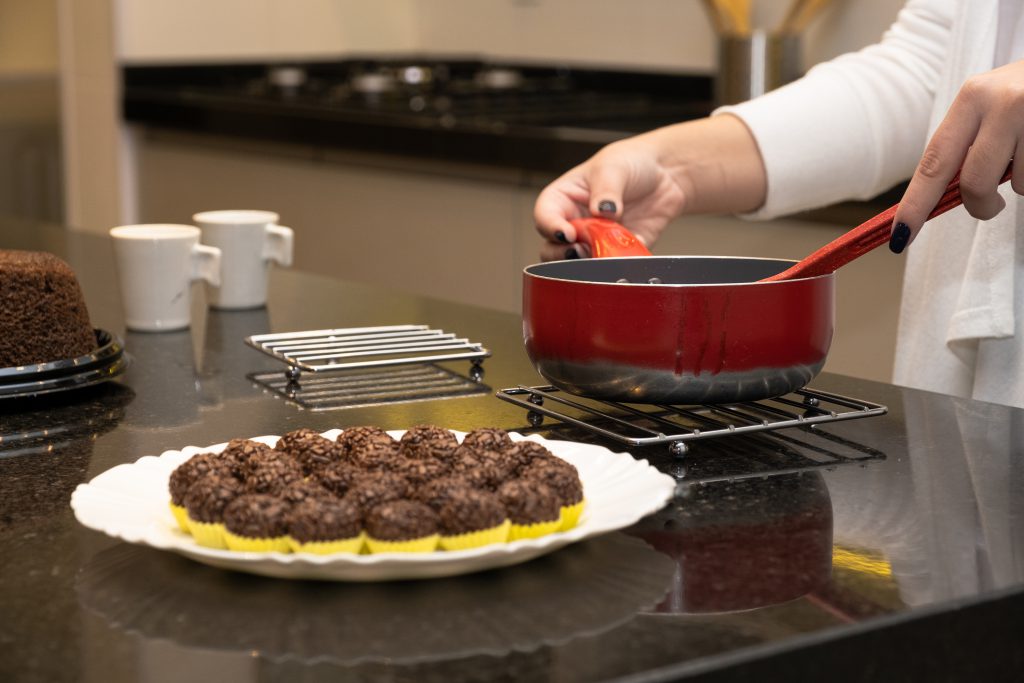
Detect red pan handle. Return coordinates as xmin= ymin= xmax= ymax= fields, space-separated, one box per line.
xmin=570 ymin=217 xmax=653 ymax=258
xmin=762 ymin=162 xmax=1014 ymax=282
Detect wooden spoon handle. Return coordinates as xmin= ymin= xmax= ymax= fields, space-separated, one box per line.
xmin=762 ymin=162 xmax=1014 ymax=283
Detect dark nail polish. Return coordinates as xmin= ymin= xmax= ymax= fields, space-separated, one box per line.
xmin=889 ymin=222 xmax=911 ymax=254
xmin=565 ymin=247 xmax=579 ymax=260
xmin=598 ymin=200 xmax=617 ymax=215
xmin=554 ymin=230 xmax=569 ymax=244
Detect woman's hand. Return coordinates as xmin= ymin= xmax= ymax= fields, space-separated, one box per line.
xmin=891 ymin=59 xmax=1024 ymax=253
xmin=533 ymin=115 xmax=768 ymax=261
xmin=533 ymin=136 xmax=687 ymax=261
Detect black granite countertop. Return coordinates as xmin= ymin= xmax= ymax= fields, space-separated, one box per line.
xmin=2 ymin=220 xmax=1022 ymax=682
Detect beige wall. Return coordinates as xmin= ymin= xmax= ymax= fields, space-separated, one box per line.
xmin=115 ymin=0 xmax=907 ymax=72
xmin=0 ymin=0 xmax=58 ymax=75
xmin=116 ymin=0 xmax=419 ymax=64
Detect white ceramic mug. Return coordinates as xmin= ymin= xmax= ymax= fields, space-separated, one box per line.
xmin=110 ymin=224 xmax=221 ymax=332
xmin=191 ymin=210 xmax=294 ymax=310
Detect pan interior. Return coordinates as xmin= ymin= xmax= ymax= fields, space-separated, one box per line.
xmin=526 ymin=256 xmax=796 ymax=285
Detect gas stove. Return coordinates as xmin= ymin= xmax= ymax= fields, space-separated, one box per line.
xmin=123 ymin=58 xmax=713 ymax=140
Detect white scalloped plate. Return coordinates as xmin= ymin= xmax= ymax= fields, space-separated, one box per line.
xmin=71 ymin=431 xmax=676 ymax=581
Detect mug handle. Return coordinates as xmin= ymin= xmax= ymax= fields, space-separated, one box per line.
xmin=191 ymin=244 xmax=222 ymax=287
xmin=264 ymin=224 xmax=294 ymax=267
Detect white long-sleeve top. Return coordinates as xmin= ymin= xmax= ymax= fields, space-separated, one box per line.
xmin=721 ymin=0 xmax=1024 ymax=409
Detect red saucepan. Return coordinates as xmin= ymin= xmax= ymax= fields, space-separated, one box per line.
xmin=523 ymin=165 xmax=1013 ymax=404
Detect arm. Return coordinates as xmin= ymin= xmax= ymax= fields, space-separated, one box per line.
xmin=721 ymin=0 xmax=953 ymax=219
xmin=533 ymin=114 xmax=765 ymax=261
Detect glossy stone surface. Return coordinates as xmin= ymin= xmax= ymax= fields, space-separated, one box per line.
xmin=1 ymin=220 xmax=1022 ymax=682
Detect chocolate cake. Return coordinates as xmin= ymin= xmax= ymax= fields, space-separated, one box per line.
xmin=286 ymin=498 xmax=362 ymax=544
xmin=0 ymin=250 xmax=96 ymax=367
xmin=365 ymin=500 xmax=440 ymax=542
xmin=439 ymin=489 xmax=507 ymax=536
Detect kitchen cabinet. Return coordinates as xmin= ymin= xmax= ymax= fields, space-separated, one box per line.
xmin=135 ymin=129 xmax=903 ymax=384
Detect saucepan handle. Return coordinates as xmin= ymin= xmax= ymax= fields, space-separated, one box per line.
xmin=570 ymin=217 xmax=653 ymax=258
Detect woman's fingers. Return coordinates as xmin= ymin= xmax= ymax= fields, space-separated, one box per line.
xmin=891 ymin=95 xmax=979 ymax=253
xmin=958 ymin=122 xmax=1014 ymax=220
xmin=534 ymin=176 xmax=587 ymax=245
xmin=586 ymin=162 xmax=630 ymax=220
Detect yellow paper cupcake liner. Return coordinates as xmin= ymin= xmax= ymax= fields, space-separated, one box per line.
xmin=560 ymin=499 xmax=586 ymax=531
xmin=223 ymin=531 xmax=291 ymax=553
xmin=440 ymin=519 xmax=511 ymax=551
xmin=169 ymin=502 xmax=190 ymax=533
xmin=509 ymin=517 xmax=562 ymax=540
xmin=366 ymin=534 xmax=440 ymax=554
xmin=187 ymin=518 xmax=227 ymax=549
xmin=288 ymin=532 xmax=365 ymax=555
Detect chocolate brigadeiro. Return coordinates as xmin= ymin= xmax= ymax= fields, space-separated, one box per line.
xmin=279 ymin=479 xmax=333 ymax=506
xmin=503 ymin=441 xmax=574 ymax=476
xmin=411 ymin=475 xmax=476 ymax=512
xmin=496 ymin=480 xmax=561 ymax=525
xmin=521 ymin=463 xmax=583 ymax=507
xmin=462 ymin=428 xmax=512 ymax=454
xmin=223 ymin=494 xmax=290 ymax=539
xmin=398 ymin=425 xmax=459 ymax=460
xmin=244 ymin=458 xmax=304 ymax=496
xmin=343 ymin=471 xmax=410 ymax=512
xmin=461 ymin=427 xmax=513 ymax=453
xmin=439 ymin=489 xmax=507 ymax=536
xmin=365 ymin=500 xmax=440 ymax=542
xmin=169 ymin=452 xmax=231 ymax=506
xmin=388 ymin=455 xmax=449 ymax=487
xmin=447 ymin=445 xmax=503 ymax=489
xmin=314 ymin=460 xmax=364 ymax=497
xmin=471 ymin=448 xmax=521 ymax=484
xmin=337 ymin=426 xmax=395 ymax=456
xmin=287 ymin=498 xmax=362 ymax=544
xmin=274 ymin=428 xmax=342 ymax=474
xmin=183 ymin=474 xmax=243 ymax=524
xmin=219 ymin=438 xmax=275 ymax=478
xmin=346 ymin=437 xmax=399 ymax=471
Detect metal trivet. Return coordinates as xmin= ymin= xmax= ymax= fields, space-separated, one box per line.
xmin=246 ymin=325 xmax=489 ymax=381
xmin=496 ymin=385 xmax=887 ymax=456
xmin=249 ymin=364 xmax=489 ymax=412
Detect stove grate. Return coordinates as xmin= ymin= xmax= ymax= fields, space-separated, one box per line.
xmin=495 ymin=385 xmax=887 ymax=456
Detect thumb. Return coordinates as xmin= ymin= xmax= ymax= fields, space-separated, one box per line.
xmin=587 ymin=163 xmax=629 ymax=219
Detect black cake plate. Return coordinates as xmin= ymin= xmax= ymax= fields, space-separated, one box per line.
xmin=0 ymin=329 xmax=128 ymax=399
